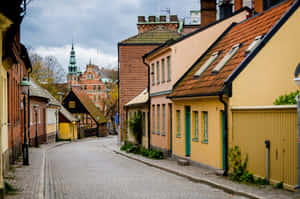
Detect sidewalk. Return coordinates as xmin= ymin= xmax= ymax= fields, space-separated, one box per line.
xmin=5 ymin=142 xmax=69 ymax=199
xmin=114 ymin=148 xmax=300 ymax=199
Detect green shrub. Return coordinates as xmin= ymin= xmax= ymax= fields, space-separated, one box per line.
xmin=255 ymin=177 xmax=267 ymax=185
xmin=229 ymin=146 xmax=252 ymax=182
xmin=147 ymin=148 xmax=163 ymax=159
xmin=128 ymin=111 xmax=143 ymax=144
xmin=275 ymin=181 xmax=283 ymax=189
xmin=274 ymin=90 xmax=299 ymax=105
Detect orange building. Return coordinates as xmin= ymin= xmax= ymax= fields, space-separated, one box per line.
xmin=67 ymin=44 xmax=107 ymax=110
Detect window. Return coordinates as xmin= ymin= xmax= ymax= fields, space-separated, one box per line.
xmin=98 ymin=85 xmax=101 ymax=91
xmin=157 ymin=105 xmax=160 ymax=134
xmin=87 ymin=74 xmax=90 ymax=80
xmin=91 ymin=74 xmax=94 ymax=80
xmin=245 ymin=35 xmax=264 ymax=54
xmin=194 ymin=51 xmax=220 ymax=77
xmin=69 ymin=101 xmax=76 ymax=109
xmin=30 ymin=108 xmax=33 ymax=125
xmin=156 ymin=61 xmax=160 ymax=84
xmin=93 ymin=95 xmax=96 ymax=102
xmin=193 ymin=111 xmax=199 ymax=140
xmin=151 ymin=64 xmax=155 ymax=85
xmin=93 ymin=85 xmax=96 ymax=90
xmin=162 ymin=59 xmax=165 ymax=83
xmin=243 ymin=0 xmax=253 ymax=8
xmin=263 ymin=0 xmax=283 ymax=10
xmin=176 ymin=110 xmax=181 ymax=137
xmin=152 ymin=105 xmax=155 ymax=133
xmin=212 ymin=44 xmax=240 ymax=73
xmin=84 ymin=85 xmax=87 ymax=90
xmin=162 ymin=104 xmax=165 ymax=135
xmin=202 ymin=111 xmax=208 ymax=142
xmin=167 ymin=56 xmax=171 ymax=81
xmin=98 ymin=95 xmax=101 ymax=101
xmin=142 ymin=112 xmax=146 ymax=136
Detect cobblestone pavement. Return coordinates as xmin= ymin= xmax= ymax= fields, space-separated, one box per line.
xmin=45 ymin=137 xmax=247 ymax=199
xmin=5 ymin=145 xmax=47 ymax=199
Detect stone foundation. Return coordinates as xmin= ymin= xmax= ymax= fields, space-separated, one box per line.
xmin=47 ymin=132 xmax=56 ymax=144
xmin=150 ymin=145 xmax=171 ymax=158
xmin=2 ymin=149 xmax=10 ymax=177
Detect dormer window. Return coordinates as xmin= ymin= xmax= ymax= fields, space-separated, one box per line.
xmin=212 ymin=44 xmax=240 ymax=73
xmin=245 ymin=35 xmax=264 ymax=54
xmin=194 ymin=51 xmax=220 ymax=77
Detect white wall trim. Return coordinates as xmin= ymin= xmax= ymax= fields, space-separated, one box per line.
xmin=231 ymin=105 xmax=297 ymax=110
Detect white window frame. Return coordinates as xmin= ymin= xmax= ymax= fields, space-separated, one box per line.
xmin=212 ymin=44 xmax=240 ymax=73
xmin=167 ymin=56 xmax=171 ymax=81
xmin=245 ymin=35 xmax=264 ymax=54
xmin=194 ymin=51 xmax=220 ymax=77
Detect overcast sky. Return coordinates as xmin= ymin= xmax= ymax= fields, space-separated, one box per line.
xmin=21 ymin=0 xmax=201 ymax=71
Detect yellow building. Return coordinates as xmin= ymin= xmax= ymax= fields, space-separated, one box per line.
xmin=124 ymin=89 xmax=149 ymax=148
xmin=169 ymin=0 xmax=299 ymax=189
xmin=59 ymin=106 xmax=78 ymax=140
xmin=0 ymin=13 xmax=12 ymax=197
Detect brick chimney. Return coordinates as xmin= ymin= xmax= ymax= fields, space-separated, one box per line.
xmin=219 ymin=0 xmax=233 ymax=19
xmin=201 ymin=0 xmax=216 ymax=27
xmin=137 ymin=15 xmax=179 ymax=34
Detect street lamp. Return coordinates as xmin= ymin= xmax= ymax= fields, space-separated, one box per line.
xmin=33 ymin=104 xmax=39 ymax=147
xmin=21 ymin=77 xmax=30 ymax=165
xmin=96 ymin=116 xmax=100 ymax=137
xmin=77 ymin=114 xmax=81 ymax=139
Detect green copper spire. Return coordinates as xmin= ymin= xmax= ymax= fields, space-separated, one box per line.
xmin=68 ymin=43 xmax=77 ymax=74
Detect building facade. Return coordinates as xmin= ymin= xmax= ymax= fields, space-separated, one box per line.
xmin=67 ymin=45 xmax=107 ymax=110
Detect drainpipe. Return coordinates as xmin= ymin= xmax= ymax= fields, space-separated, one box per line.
xmin=265 ymin=140 xmax=270 ymax=184
xmin=143 ymin=57 xmax=151 ymax=149
xmin=219 ymin=92 xmax=228 ymax=176
xmin=296 ymin=94 xmax=300 ymax=189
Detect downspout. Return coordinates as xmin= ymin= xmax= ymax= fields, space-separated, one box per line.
xmin=143 ymin=57 xmax=151 ymax=149
xmin=296 ymin=94 xmax=300 ymax=189
xmin=219 ymin=91 xmax=228 ymax=176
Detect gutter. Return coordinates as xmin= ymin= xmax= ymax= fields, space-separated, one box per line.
xmin=143 ymin=57 xmax=151 ymax=149
xmin=219 ymin=91 xmax=228 ymax=176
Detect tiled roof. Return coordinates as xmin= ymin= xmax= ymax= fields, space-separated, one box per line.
xmin=169 ymin=0 xmax=295 ymax=98
xmin=71 ymin=87 xmax=106 ymax=124
xmin=60 ymin=106 xmax=77 ymax=122
xmin=119 ymin=26 xmax=182 ymax=44
xmin=30 ymin=81 xmax=50 ymax=100
xmin=125 ymin=88 xmax=148 ymax=107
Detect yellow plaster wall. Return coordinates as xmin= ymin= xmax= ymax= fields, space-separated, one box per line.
xmin=0 ymin=32 xmax=8 ymax=155
xmin=172 ymin=98 xmax=224 ymax=169
xmin=59 ymin=123 xmax=77 ymax=140
xmin=230 ymin=8 xmax=300 ymax=107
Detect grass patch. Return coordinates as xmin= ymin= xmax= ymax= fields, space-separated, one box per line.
xmin=4 ymin=181 xmax=17 ymax=195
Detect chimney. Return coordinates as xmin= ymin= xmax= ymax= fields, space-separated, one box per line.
xmin=159 ymin=15 xmax=167 ymax=22
xmin=201 ymin=0 xmax=216 ymax=27
xmin=148 ymin=16 xmax=156 ymax=22
xmin=138 ymin=16 xmax=146 ymax=23
xmin=219 ymin=0 xmax=233 ymax=19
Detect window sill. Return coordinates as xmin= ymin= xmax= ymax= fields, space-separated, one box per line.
xmin=201 ymin=140 xmax=208 ymax=144
xmin=192 ymin=137 xmax=199 ymax=142
xmin=176 ymin=134 xmax=181 ymax=138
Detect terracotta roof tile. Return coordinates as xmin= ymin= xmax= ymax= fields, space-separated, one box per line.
xmin=71 ymin=87 xmax=106 ymax=124
xmin=169 ymin=0 xmax=295 ymax=98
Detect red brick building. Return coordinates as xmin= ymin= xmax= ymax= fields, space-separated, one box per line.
xmin=67 ymin=44 xmax=107 ymax=110
xmin=118 ymin=23 xmax=182 ymax=140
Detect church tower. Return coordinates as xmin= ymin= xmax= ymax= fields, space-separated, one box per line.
xmin=67 ymin=43 xmax=80 ymax=88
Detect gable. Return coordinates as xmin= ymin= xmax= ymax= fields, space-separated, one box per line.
xmin=230 ymin=5 xmax=300 ymax=106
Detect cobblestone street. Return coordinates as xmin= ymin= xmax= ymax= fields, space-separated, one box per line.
xmin=44 ymin=137 xmax=247 ymax=199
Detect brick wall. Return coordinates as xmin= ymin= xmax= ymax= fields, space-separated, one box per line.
xmin=119 ymin=45 xmax=159 ymax=139
xmin=29 ymin=98 xmax=48 ymax=146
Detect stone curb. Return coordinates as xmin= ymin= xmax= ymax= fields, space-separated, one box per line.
xmin=114 ymin=150 xmax=263 ymax=199
xmin=38 ymin=141 xmax=72 ymax=199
